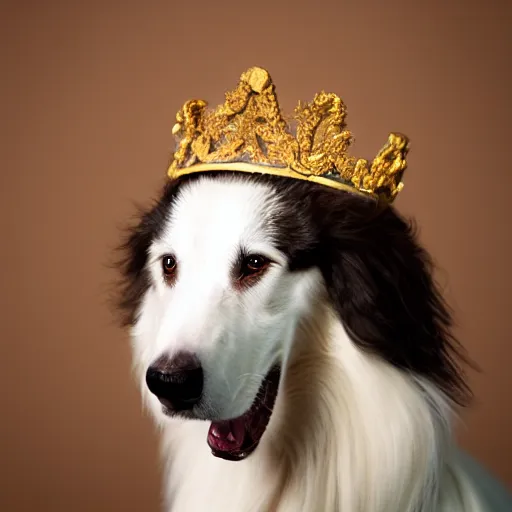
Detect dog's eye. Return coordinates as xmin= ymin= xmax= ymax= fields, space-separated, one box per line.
xmin=241 ymin=254 xmax=270 ymax=276
xmin=235 ymin=254 xmax=271 ymax=289
xmin=162 ymin=255 xmax=177 ymax=280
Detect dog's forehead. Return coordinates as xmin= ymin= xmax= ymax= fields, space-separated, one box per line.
xmin=159 ymin=177 xmax=278 ymax=256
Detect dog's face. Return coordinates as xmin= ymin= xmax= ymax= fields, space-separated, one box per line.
xmin=131 ymin=176 xmax=317 ymax=459
xmin=119 ymin=172 xmax=469 ymax=461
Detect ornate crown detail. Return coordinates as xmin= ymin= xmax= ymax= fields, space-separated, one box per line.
xmin=168 ymin=67 xmax=409 ymax=203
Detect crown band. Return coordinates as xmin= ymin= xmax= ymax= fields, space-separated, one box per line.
xmin=167 ymin=67 xmax=409 ymax=204
xmin=171 ymin=161 xmax=374 ymax=200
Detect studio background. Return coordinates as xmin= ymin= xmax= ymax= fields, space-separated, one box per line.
xmin=1 ymin=1 xmax=510 ymax=510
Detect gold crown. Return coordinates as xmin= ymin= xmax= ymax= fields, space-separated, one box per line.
xmin=168 ymin=67 xmax=409 ymax=203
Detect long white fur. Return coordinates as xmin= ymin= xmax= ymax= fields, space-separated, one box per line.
xmin=131 ymin=176 xmax=485 ymax=511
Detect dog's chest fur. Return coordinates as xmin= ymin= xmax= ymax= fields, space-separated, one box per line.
xmin=161 ymin=421 xmax=287 ymax=512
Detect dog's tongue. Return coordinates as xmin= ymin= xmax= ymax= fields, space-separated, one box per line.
xmin=208 ymin=418 xmax=246 ymax=453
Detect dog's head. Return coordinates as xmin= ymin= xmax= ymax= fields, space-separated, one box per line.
xmin=115 ymin=172 xmax=469 ymax=461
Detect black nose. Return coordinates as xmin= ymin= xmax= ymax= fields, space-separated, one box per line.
xmin=146 ymin=352 xmax=203 ymax=411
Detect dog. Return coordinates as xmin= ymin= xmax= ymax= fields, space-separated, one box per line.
xmin=115 ymin=171 xmax=510 ymax=511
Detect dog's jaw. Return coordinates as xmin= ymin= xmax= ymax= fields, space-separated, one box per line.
xmin=207 ymin=366 xmax=281 ymax=461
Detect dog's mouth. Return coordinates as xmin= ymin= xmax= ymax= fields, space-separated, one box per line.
xmin=207 ymin=367 xmax=281 ymax=462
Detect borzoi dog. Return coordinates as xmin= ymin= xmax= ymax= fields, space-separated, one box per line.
xmin=115 ymin=171 xmax=510 ymax=511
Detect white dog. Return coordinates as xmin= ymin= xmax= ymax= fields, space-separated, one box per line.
xmin=115 ymin=171 xmax=511 ymax=511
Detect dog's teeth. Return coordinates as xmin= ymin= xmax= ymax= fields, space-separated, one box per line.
xmin=226 ymin=431 xmax=235 ymax=442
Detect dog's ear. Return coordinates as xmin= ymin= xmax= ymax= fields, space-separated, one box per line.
xmin=319 ymin=202 xmax=471 ymax=406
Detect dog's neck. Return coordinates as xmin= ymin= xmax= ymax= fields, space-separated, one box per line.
xmin=264 ymin=302 xmax=456 ymax=512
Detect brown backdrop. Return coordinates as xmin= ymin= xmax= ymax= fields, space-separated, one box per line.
xmin=1 ymin=1 xmax=511 ymax=510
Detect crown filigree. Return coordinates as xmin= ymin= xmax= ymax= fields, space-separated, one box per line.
xmin=168 ymin=67 xmax=409 ymax=203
